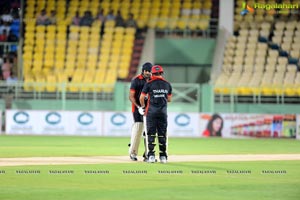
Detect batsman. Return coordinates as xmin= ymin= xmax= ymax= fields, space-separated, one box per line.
xmin=128 ymin=62 xmax=152 ymax=161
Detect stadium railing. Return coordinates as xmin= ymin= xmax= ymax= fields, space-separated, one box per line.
xmin=2 ymin=80 xmax=300 ymax=113
xmin=0 ymin=81 xmax=201 ymax=112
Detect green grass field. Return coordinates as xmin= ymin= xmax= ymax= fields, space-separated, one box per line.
xmin=0 ymin=136 xmax=300 ymax=157
xmin=0 ymin=136 xmax=300 ymax=200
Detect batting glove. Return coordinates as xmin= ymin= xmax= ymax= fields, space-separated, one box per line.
xmin=138 ymin=107 xmax=145 ymax=115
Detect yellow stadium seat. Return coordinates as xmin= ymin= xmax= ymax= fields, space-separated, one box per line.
xmin=57 ymin=25 xmax=67 ymax=33
xmin=65 ymin=59 xmax=76 ymax=69
xmin=68 ymin=39 xmax=78 ymax=47
xmin=46 ymin=25 xmax=56 ymax=32
xmin=55 ymin=73 xmax=68 ymax=92
xmin=105 ymin=20 xmax=116 ymax=28
xmin=33 ymin=59 xmax=43 ymax=70
xmin=98 ymin=60 xmax=109 ymax=70
xmin=148 ymin=18 xmax=158 ymax=29
xmin=198 ymin=20 xmax=210 ymax=30
xmin=46 ymin=74 xmax=57 ymax=92
xmin=23 ymin=61 xmax=32 ymax=73
xmin=119 ymin=61 xmax=130 ymax=69
xmin=156 ymin=19 xmax=168 ymax=29
xmin=115 ymin=27 xmax=125 ymax=34
xmin=34 ymin=75 xmax=46 ymax=92
xmin=57 ymin=72 xmax=68 ymax=83
xmin=284 ymin=88 xmax=296 ymax=96
xmin=81 ymin=72 xmax=96 ymax=92
xmin=23 ymin=77 xmax=35 ymax=91
xmin=103 ymin=71 xmax=116 ymax=92
xmin=90 ymin=34 xmax=100 ymax=41
xmin=36 ymin=25 xmax=46 ymax=33
xmin=125 ymin=27 xmax=136 ymax=35
xmin=93 ymin=70 xmax=106 ymax=91
xmin=114 ymin=34 xmax=124 ymax=41
xmin=63 ymin=67 xmax=74 ymax=77
xmin=44 ymin=59 xmax=54 ymax=69
xmin=24 ymin=39 xmax=35 ymax=46
xmin=124 ymin=33 xmax=135 ymax=41
xmin=68 ymin=70 xmax=84 ymax=92
xmin=160 ymin=8 xmax=170 ymax=17
xmin=108 ymin=60 xmax=119 ymax=70
xmin=111 ymin=48 xmax=121 ymax=56
xmin=70 ymin=25 xmax=80 ymax=33
xmin=166 ymin=18 xmax=177 ymax=30
xmin=55 ymin=52 xmax=65 ymax=61
xmin=112 ymin=40 xmax=123 ymax=48
xmin=118 ymin=69 xmax=128 ymax=79
xmin=120 ymin=54 xmax=131 ymax=63
xmin=122 ymin=42 xmax=134 ymax=52
xmin=78 ymin=48 xmax=88 ymax=56
xmin=79 ymin=33 xmax=89 ymax=40
xmin=54 ymin=60 xmax=65 ymax=70
xmin=137 ymin=19 xmax=147 ymax=29
xmin=187 ymin=19 xmax=198 ymax=31
xmin=261 ymin=87 xmax=274 ymax=96
xmin=26 ymin=24 xmax=35 ymax=32
xmin=176 ymin=19 xmax=188 ymax=30
xmin=76 ymin=61 xmax=87 ymax=69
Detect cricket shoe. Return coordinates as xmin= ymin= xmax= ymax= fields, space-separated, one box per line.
xmin=143 ymin=155 xmax=148 ymax=162
xmin=160 ymin=156 xmax=167 ymax=164
xmin=143 ymin=156 xmax=157 ymax=162
xmin=147 ymin=155 xmax=156 ymax=163
xmin=130 ymin=154 xmax=138 ymax=161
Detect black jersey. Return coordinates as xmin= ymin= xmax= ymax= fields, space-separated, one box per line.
xmin=130 ymin=74 xmax=148 ymax=112
xmin=141 ymin=76 xmax=172 ymax=115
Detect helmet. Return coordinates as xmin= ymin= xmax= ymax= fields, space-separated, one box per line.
xmin=151 ymin=65 xmax=163 ymax=74
xmin=142 ymin=62 xmax=152 ymax=72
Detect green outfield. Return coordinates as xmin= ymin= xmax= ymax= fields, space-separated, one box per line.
xmin=0 ymin=136 xmax=300 ymax=200
xmin=0 ymin=136 xmax=300 ymax=157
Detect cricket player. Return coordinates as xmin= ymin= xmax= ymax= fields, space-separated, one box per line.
xmin=139 ymin=65 xmax=172 ymax=164
xmin=128 ymin=62 xmax=152 ymax=161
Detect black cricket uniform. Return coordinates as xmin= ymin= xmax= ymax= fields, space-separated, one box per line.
xmin=130 ymin=74 xmax=148 ymax=122
xmin=141 ymin=76 xmax=172 ymax=158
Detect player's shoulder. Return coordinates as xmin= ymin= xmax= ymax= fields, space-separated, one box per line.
xmin=149 ymin=77 xmax=170 ymax=84
xmin=137 ymin=74 xmax=144 ymax=80
xmin=131 ymin=74 xmax=144 ymax=82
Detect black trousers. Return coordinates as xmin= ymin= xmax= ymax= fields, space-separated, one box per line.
xmin=146 ymin=112 xmax=168 ymax=157
xmin=132 ymin=109 xmax=144 ymax=122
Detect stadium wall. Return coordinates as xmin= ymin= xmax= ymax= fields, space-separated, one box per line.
xmin=163 ymin=65 xmax=211 ymax=84
xmin=154 ymin=38 xmax=215 ymax=83
xmin=155 ymin=38 xmax=216 ymax=65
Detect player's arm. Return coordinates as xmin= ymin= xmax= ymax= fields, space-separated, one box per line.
xmin=129 ymin=89 xmax=140 ymax=108
xmin=167 ymin=94 xmax=172 ymax=102
xmin=139 ymin=92 xmax=146 ymax=108
xmin=140 ymin=83 xmax=149 ymax=108
xmin=167 ymin=84 xmax=172 ymax=102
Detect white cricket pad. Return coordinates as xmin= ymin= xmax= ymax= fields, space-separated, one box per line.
xmin=143 ymin=116 xmax=149 ymax=157
xmin=129 ymin=122 xmax=144 ymax=155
